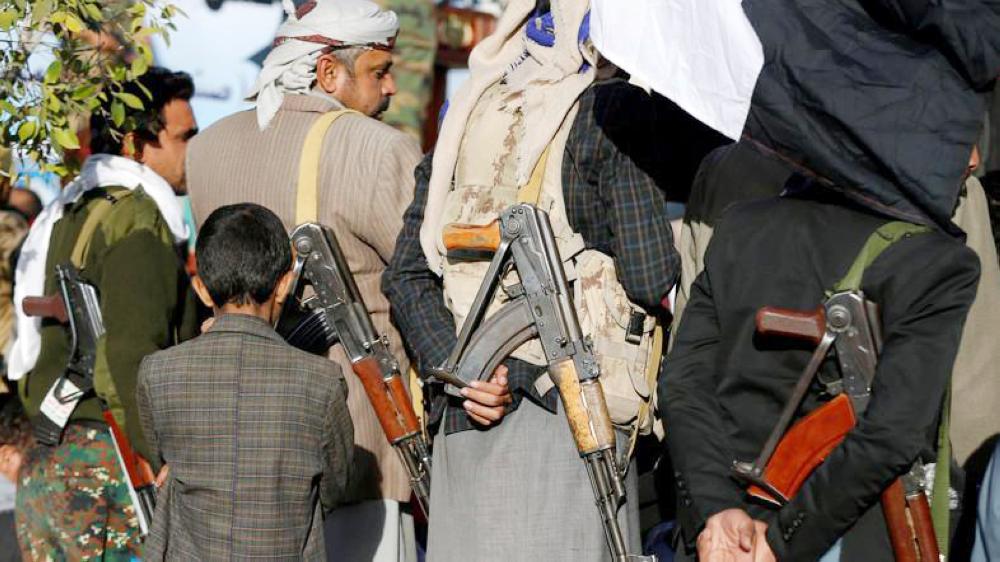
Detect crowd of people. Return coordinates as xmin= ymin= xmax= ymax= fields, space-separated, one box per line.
xmin=1 ymin=0 xmax=1000 ymax=561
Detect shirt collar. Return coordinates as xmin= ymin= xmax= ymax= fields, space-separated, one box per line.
xmin=278 ymin=91 xmax=346 ymax=115
xmin=208 ymin=313 xmax=286 ymax=343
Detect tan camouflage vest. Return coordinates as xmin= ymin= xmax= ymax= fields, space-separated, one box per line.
xmin=437 ymin=83 xmax=660 ymax=433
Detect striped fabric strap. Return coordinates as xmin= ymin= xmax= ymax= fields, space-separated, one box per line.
xmin=71 ymin=189 xmax=132 ymax=268
xmin=295 ymin=109 xmax=360 ymax=224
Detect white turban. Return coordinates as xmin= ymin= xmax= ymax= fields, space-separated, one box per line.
xmin=247 ymin=0 xmax=399 ymax=130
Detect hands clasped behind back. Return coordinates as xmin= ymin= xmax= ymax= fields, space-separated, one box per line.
xmin=699 ymin=509 xmax=775 ymax=562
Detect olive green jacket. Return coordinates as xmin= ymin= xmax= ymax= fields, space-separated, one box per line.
xmin=20 ymin=186 xmax=198 ymax=461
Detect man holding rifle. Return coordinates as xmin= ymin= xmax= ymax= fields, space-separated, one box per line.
xmin=11 ymin=68 xmax=199 ymax=559
xmin=662 ymin=1 xmax=1000 ymax=560
xmin=185 ymin=1 xmax=421 ymax=559
xmin=382 ymin=0 xmax=678 ymax=559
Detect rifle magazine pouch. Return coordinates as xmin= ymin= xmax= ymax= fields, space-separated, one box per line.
xmin=573 ymin=250 xmax=657 ymax=431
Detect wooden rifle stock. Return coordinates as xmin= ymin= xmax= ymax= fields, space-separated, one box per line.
xmin=906 ymin=484 xmax=941 ymax=561
xmin=748 ymin=394 xmax=857 ymax=504
xmin=351 ymin=356 xmax=419 ymax=443
xmin=756 ymin=306 xmax=825 ymax=345
xmin=22 ymin=295 xmax=69 ymax=324
xmin=442 ymin=220 xmax=501 ymax=253
xmin=102 ymin=408 xmax=156 ymax=535
xmin=883 ymin=479 xmax=919 ymax=562
xmin=102 ymin=410 xmax=155 ymax=490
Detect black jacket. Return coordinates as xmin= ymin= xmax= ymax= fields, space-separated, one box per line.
xmin=662 ymin=191 xmax=980 ymax=561
xmin=743 ymin=0 xmax=1000 ymax=231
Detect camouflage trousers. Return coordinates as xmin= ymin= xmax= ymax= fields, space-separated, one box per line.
xmin=16 ymin=424 xmax=141 ymax=561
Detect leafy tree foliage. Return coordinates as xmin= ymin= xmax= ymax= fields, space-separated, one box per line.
xmin=0 ymin=0 xmax=179 ymax=178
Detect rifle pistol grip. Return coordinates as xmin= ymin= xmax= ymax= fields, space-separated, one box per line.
xmin=756 ymin=306 xmax=825 ymax=345
xmin=442 ymin=220 xmax=501 ymax=253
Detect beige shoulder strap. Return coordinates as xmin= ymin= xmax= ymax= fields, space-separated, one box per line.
xmin=70 ymin=190 xmax=133 ymax=268
xmin=295 ymin=109 xmax=361 ymax=224
xmin=626 ymin=323 xmax=664 ymax=457
xmin=516 ymin=146 xmax=552 ymax=206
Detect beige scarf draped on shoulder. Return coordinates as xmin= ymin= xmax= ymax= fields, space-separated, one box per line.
xmin=419 ymin=0 xmax=596 ymax=274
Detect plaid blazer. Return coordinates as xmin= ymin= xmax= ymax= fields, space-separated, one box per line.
xmin=136 ymin=313 xmax=354 ymax=561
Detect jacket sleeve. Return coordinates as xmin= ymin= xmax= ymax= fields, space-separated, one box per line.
xmin=869 ymin=0 xmax=1000 ymax=87
xmin=135 ymin=359 xmax=162 ymax=473
xmin=661 ymin=235 xmax=747 ymax=545
xmin=320 ymin=368 xmax=355 ymax=512
xmin=765 ymin=235 xmax=981 ymax=560
xmin=567 ymin=82 xmax=680 ymax=311
xmin=97 ymin=227 xmax=181 ymax=463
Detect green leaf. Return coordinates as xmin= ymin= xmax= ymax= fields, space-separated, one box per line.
xmin=133 ymin=27 xmax=155 ymax=41
xmin=0 ymin=10 xmax=18 ymax=30
xmin=48 ymin=10 xmax=66 ymax=24
xmin=82 ymin=3 xmax=102 ymax=21
xmin=130 ymin=56 xmax=147 ymax=78
xmin=63 ymin=14 xmax=84 ymax=33
xmin=43 ymin=59 xmax=61 ymax=83
xmin=0 ymin=99 xmax=15 ymax=115
xmin=42 ymin=163 xmax=68 ymax=176
xmin=134 ymin=80 xmax=152 ymax=101
xmin=166 ymin=4 xmax=186 ymax=19
xmin=114 ymin=91 xmax=143 ymax=110
xmin=52 ymin=127 xmax=80 ymax=150
xmin=71 ymin=84 xmax=96 ymax=100
xmin=17 ymin=121 xmax=36 ymax=142
xmin=111 ymin=101 xmax=124 ymax=127
xmin=30 ymin=0 xmax=51 ymax=25
xmin=45 ymin=91 xmax=61 ymax=112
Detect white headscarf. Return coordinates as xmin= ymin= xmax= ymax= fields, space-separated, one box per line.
xmin=246 ymin=0 xmax=399 ymax=130
xmin=8 ymin=154 xmax=189 ymax=381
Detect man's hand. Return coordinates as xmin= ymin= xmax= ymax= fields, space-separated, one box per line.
xmin=752 ymin=521 xmax=776 ymax=562
xmin=460 ymin=365 xmax=512 ymax=426
xmin=137 ymin=457 xmax=156 ymax=485
xmin=698 ymin=509 xmax=756 ymax=562
xmin=155 ymin=464 xmax=170 ymax=488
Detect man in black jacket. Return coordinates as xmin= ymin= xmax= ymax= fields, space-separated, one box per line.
xmin=663 ymin=186 xmax=979 ymax=561
xmin=662 ymin=0 xmax=1000 ymax=560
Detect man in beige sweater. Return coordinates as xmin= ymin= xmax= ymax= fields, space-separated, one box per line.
xmin=185 ymin=2 xmax=421 ymax=560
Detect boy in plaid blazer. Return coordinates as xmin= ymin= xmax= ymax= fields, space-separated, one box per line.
xmin=137 ymin=203 xmax=354 ymax=561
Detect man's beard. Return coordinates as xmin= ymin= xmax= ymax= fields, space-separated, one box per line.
xmin=371 ymin=96 xmax=391 ymax=119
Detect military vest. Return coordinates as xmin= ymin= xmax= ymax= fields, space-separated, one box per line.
xmin=436 ymin=83 xmax=660 ymax=432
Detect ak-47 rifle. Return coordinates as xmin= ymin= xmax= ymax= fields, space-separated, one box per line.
xmin=22 ymin=264 xmax=156 ymax=536
xmin=276 ymin=223 xmax=432 ymax=513
xmin=431 ymin=204 xmax=655 ymax=562
xmin=733 ymin=291 xmax=939 ymax=562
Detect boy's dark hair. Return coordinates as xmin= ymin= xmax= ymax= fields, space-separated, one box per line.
xmin=196 ymin=203 xmax=292 ymax=306
xmin=90 ymin=67 xmax=194 ymax=156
